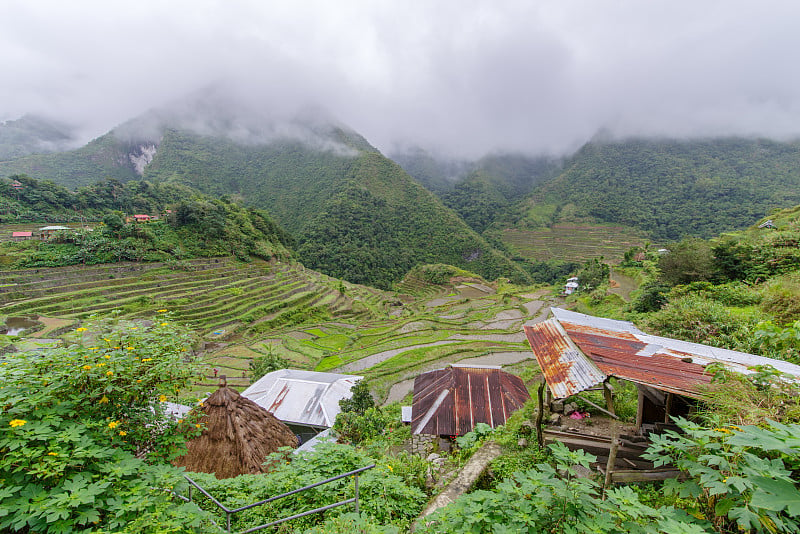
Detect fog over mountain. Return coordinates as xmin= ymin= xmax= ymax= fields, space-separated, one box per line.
xmin=2 ymin=1 xmax=800 ymax=158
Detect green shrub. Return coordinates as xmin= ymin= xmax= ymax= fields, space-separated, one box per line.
xmin=0 ymin=317 xmax=212 ymax=533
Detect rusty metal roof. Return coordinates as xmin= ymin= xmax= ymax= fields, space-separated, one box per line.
xmin=524 ymin=308 xmax=800 ymax=399
xmin=524 ymin=318 xmax=607 ymax=398
xmin=411 ymin=365 xmax=530 ymax=436
xmin=242 ymin=370 xmax=362 ymax=428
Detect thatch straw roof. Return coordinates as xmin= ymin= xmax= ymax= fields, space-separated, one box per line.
xmin=173 ymin=381 xmax=298 ymax=479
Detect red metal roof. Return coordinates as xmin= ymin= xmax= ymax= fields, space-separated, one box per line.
xmin=11 ymin=231 xmax=32 ymax=237
xmin=525 ymin=308 xmax=800 ymax=400
xmin=411 ymin=366 xmax=530 ymax=435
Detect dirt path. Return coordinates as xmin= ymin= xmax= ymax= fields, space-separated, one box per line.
xmin=337 ymin=340 xmax=461 ymax=373
xmin=416 ymin=441 xmax=503 ymax=525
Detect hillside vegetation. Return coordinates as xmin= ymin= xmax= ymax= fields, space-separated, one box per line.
xmin=518 ymin=137 xmax=800 ymax=240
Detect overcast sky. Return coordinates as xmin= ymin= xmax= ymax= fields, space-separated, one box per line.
xmin=2 ymin=0 xmax=799 ymax=157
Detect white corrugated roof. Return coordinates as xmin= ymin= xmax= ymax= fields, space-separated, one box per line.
xmin=242 ymin=369 xmax=362 ymax=428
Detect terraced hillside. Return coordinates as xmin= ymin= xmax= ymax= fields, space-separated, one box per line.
xmin=0 ymin=258 xmax=388 ymax=336
xmin=493 ymin=224 xmax=650 ymax=264
xmin=1 ymin=257 xmax=558 ymax=400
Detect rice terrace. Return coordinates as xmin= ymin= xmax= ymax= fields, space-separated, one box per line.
xmin=0 ymin=253 xmax=555 ymax=401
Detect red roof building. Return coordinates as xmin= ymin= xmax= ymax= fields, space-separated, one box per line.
xmin=411 ymin=365 xmax=530 ymax=436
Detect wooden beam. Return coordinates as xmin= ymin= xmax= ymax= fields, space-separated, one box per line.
xmin=664 ymin=392 xmax=674 ymax=424
xmin=603 ymin=438 xmax=620 ymax=490
xmin=576 ymin=393 xmax=619 ymax=419
xmin=603 ymin=380 xmax=615 ymax=416
xmin=636 ymin=387 xmax=644 ymax=428
xmin=610 ymin=469 xmax=684 ymax=483
xmin=536 ymin=380 xmax=545 ymax=449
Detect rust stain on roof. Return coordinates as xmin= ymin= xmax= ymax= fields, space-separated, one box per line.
xmin=411 ymin=366 xmax=530 ymax=436
xmin=524 ymin=308 xmax=800 ymax=400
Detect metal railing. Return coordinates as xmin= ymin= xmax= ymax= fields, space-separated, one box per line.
xmin=179 ymin=464 xmax=375 ymax=533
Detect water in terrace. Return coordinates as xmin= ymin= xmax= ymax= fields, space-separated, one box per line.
xmin=1 ymin=317 xmax=39 ymax=335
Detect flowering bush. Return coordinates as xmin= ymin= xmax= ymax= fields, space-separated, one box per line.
xmin=0 ymin=316 xmax=213 ymax=533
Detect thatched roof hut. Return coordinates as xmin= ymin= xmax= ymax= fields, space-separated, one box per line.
xmin=173 ymin=380 xmax=298 ymax=479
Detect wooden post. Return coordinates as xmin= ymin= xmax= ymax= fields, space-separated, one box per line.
xmin=664 ymin=392 xmax=673 ymax=424
xmin=536 ymin=380 xmax=545 ymax=449
xmin=602 ymin=380 xmax=615 ymax=416
xmin=603 ymin=438 xmax=620 ymax=491
xmin=635 ymin=386 xmax=644 ymax=429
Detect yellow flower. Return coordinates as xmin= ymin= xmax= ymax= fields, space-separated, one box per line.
xmin=159 ymin=394 xmax=167 ymax=402
xmin=48 ymin=452 xmax=58 ymax=456
xmin=195 ymin=423 xmax=202 ymax=429
xmin=141 ymin=358 xmax=153 ymax=362
xmin=157 ymin=309 xmax=168 ymax=313
xmin=88 ymin=347 xmax=99 ymax=350
xmin=106 ymin=371 xmax=113 ymax=376
xmin=99 ymin=395 xmax=109 ymax=404
xmin=96 ymin=362 xmax=105 ymax=367
xmin=130 ymin=327 xmax=138 ymax=330
xmin=160 ymin=323 xmax=168 ymax=326
xmin=119 ymin=430 xmax=127 ymax=436
xmin=76 ymin=327 xmax=87 ymax=332
xmin=104 ymin=355 xmax=111 ymax=359
xmin=82 ymin=365 xmax=92 ymax=370
xmin=114 ymin=346 xmax=120 ymax=349
xmin=104 ymin=338 xmax=111 ymax=342
xmin=9 ymin=419 xmax=26 ymax=427
xmin=387 ymin=464 xmax=394 ymax=472
xmin=136 ymin=379 xmax=142 ymax=383
xmin=108 ymin=421 xmax=119 ymax=429
xmin=126 ymin=347 xmax=134 ymax=350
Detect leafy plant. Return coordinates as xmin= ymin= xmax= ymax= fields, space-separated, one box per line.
xmin=419 ymin=441 xmax=705 ymax=533
xmin=644 ymin=418 xmax=800 ymax=533
xmin=0 ymin=317 xmax=212 ymax=533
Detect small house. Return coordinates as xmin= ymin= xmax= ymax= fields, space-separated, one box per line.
xmin=411 ymin=365 xmax=530 ymax=437
xmin=132 ymin=214 xmax=151 ymax=223
xmin=38 ymin=226 xmax=71 ymax=239
xmin=11 ymin=231 xmax=32 ymax=241
xmin=564 ymin=277 xmax=579 ymax=295
xmin=242 ymin=369 xmax=363 ymax=443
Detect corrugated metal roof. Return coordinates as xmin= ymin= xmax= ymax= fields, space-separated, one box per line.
xmin=524 ymin=308 xmax=800 ymax=399
xmin=411 ymin=366 xmax=530 ymax=435
xmin=524 ymin=318 xmax=607 ymax=398
xmin=242 ymin=370 xmax=362 ymax=428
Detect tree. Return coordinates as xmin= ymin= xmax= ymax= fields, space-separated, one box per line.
xmin=577 ymin=258 xmax=610 ymax=291
xmin=658 ymin=238 xmax=717 ymax=286
xmin=339 ymin=379 xmax=375 ymax=415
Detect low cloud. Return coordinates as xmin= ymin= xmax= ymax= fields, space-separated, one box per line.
xmin=2 ymin=1 xmax=799 ymax=159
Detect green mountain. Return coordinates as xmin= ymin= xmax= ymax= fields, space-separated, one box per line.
xmin=0 ymin=115 xmax=78 ymax=160
xmin=391 ymin=148 xmax=563 ymax=233
xmin=0 ymin=101 xmax=527 ymax=289
xmin=517 ymin=137 xmax=800 ymax=240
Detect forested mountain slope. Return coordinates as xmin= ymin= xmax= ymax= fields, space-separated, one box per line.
xmin=0 ymin=105 xmax=526 ymax=289
xmin=392 ymin=148 xmax=562 ymax=233
xmin=0 ymin=115 xmax=78 ymax=160
xmin=143 ymin=132 xmax=528 ymax=288
xmin=519 ymin=137 xmax=800 ymax=240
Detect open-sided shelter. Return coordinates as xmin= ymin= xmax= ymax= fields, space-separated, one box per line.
xmin=173 ymin=381 xmax=297 ymax=479
xmin=524 ymin=308 xmax=800 ymax=429
xmin=411 ymin=365 xmax=531 ymax=436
